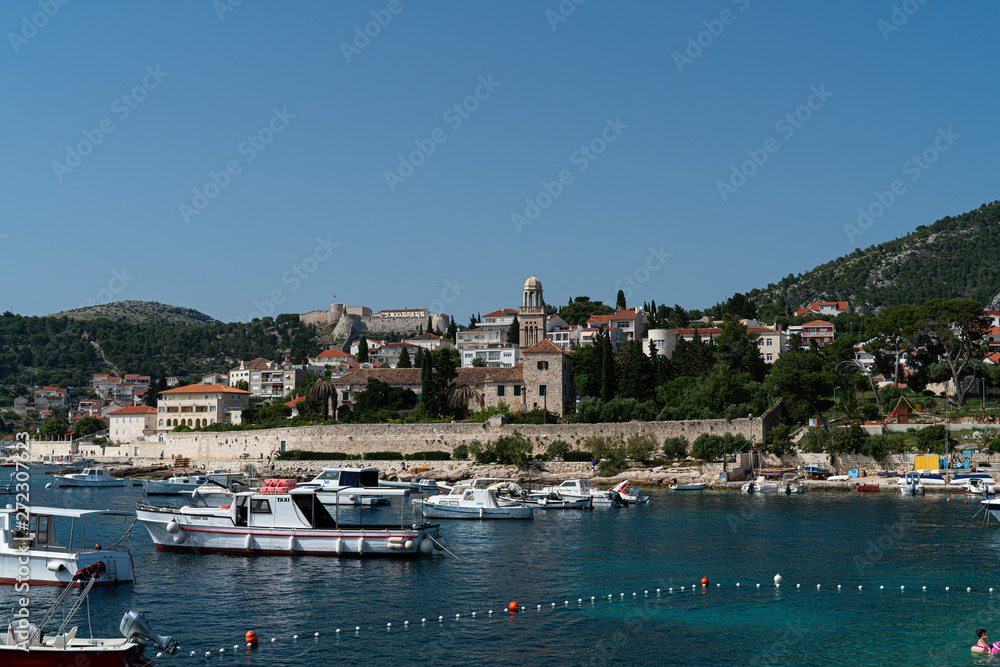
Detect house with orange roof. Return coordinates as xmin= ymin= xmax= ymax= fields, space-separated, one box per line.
xmin=311 ymin=349 xmax=357 ymax=367
xmin=229 ymin=359 xmax=320 ymax=399
xmin=790 ymin=320 xmax=836 ymax=346
xmin=108 ymin=405 xmax=157 ymax=443
xmin=585 ymin=308 xmax=647 ymax=342
xmin=405 ymin=333 xmax=454 ymax=351
xmin=477 ymin=308 xmax=519 ymax=330
xmin=156 ymin=383 xmax=251 ymax=433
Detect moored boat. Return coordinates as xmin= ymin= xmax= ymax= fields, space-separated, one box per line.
xmin=0 ymin=506 xmax=135 ymax=586
xmin=741 ymin=476 xmax=778 ymax=494
xmin=963 ymin=477 xmax=995 ymax=496
xmin=899 ymin=472 xmax=925 ymax=496
xmin=136 ymin=487 xmax=442 ymax=557
xmin=54 ymin=467 xmax=125 ymax=488
xmin=608 ymin=480 xmax=651 ymax=505
xmin=537 ymin=478 xmax=617 ymax=506
xmin=413 ymin=486 xmax=533 ymax=519
xmin=141 ymin=473 xmax=210 ymax=495
xmin=298 ymin=467 xmax=393 ymax=506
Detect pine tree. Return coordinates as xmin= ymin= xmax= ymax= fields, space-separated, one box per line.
xmin=509 ymin=315 xmax=520 ymax=345
xmin=599 ymin=330 xmax=616 ymax=401
xmin=616 ymin=289 xmax=627 ymax=311
xmin=397 ymin=346 xmax=412 ymax=368
xmin=357 ymin=336 xmax=369 ymax=363
xmin=446 ymin=317 xmax=458 ymax=342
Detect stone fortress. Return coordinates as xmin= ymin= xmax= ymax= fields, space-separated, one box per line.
xmin=301 ymin=303 xmax=450 ymax=342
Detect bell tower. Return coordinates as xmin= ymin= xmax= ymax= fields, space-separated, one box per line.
xmin=520 ymin=274 xmax=546 ymax=348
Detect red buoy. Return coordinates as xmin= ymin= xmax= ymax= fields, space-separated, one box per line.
xmin=508 ymin=601 xmax=519 ymax=613
xmin=701 ymin=577 xmax=709 ymax=587
xmin=246 ymin=631 xmax=258 ymax=646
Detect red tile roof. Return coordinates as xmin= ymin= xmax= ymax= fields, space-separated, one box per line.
xmin=159 ymin=383 xmax=251 ymax=395
xmin=522 ymin=339 xmax=571 ymax=356
xmin=802 ymin=320 xmax=834 ymax=327
xmin=483 ymin=308 xmax=518 ymax=318
xmin=486 ymin=364 xmax=524 ymax=382
xmin=109 ymin=406 xmax=157 ymax=415
xmin=317 ymin=349 xmax=354 ymax=358
xmin=285 ymin=396 xmax=307 ymax=408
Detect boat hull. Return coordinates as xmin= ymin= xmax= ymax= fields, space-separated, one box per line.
xmin=142 ymin=479 xmax=203 ymax=494
xmin=414 ymin=501 xmax=533 ymax=520
xmin=0 ymin=549 xmax=135 ymax=586
xmin=136 ymin=510 xmax=439 ymax=558
xmin=0 ymin=643 xmax=145 ymax=667
xmin=669 ymin=484 xmax=706 ymax=491
xmin=54 ymin=479 xmax=124 ymax=488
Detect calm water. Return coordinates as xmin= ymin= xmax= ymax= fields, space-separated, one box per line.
xmin=4 ymin=477 xmax=1000 ymax=665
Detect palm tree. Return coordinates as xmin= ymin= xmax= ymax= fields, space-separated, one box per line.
xmin=309 ymin=379 xmax=337 ymax=420
xmin=447 ymin=383 xmax=483 ymax=418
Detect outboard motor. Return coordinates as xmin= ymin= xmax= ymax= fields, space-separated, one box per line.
xmin=608 ymin=491 xmax=625 ymax=507
xmin=120 ymin=610 xmax=178 ymax=654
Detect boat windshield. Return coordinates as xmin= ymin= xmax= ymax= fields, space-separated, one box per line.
xmin=314 ymin=470 xmax=341 ymax=481
xmin=292 ymin=493 xmax=338 ymax=529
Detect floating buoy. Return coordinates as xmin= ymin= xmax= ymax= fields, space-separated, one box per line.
xmin=991 ymin=588 xmax=994 ymax=593
xmin=736 ymin=583 xmax=740 ymax=587
xmin=880 ymin=585 xmax=884 ymax=590
xmin=45 ymin=482 xmax=52 ymax=488
xmin=314 ymin=632 xmax=319 ymax=637
xmin=968 ymin=587 xmax=972 ymax=592
xmin=472 ymin=612 xmax=477 ymax=617
xmin=701 ymin=577 xmax=709 ymax=587
xmin=922 ymin=586 xmax=926 ymax=591
xmin=947 ymin=497 xmax=950 ymax=502
xmin=387 ymin=623 xmax=392 ymax=628
xmin=271 ymin=638 xmax=276 ymax=642
xmin=655 ymin=589 xmax=660 ymax=593
xmin=756 ymin=584 xmax=760 ymax=589
xmin=680 ymin=586 xmax=685 ymax=591
xmin=455 ymin=614 xmax=460 ymax=619
xmin=438 ymin=616 xmax=443 ymax=622
xmin=946 ymin=587 xmax=950 ymax=591
xmin=796 ymin=584 xmax=801 ymax=589
xmin=965 ymin=500 xmax=968 ymax=504
xmin=817 ymin=585 xmax=821 ymax=589
xmin=421 ymin=619 xmax=426 ymax=623
xmin=355 ymin=627 xmax=360 ymax=632
xmin=335 ymin=629 xmax=340 ymax=634
xmin=293 ymin=635 xmax=298 ymax=640
xmin=234 ymin=646 xmax=239 ymax=651
xmin=405 ymin=620 xmax=410 ymax=625
xmin=859 ymin=586 xmax=863 ymax=590
xmin=774 ymin=574 xmax=783 ymax=585
xmin=900 ymin=586 xmax=905 ymax=591
xmin=669 ymin=588 xmax=673 ymax=592
xmin=508 ymin=601 xmax=519 ymax=613
xmin=246 ymin=631 xmax=258 ymax=646
xmin=837 ymin=585 xmax=841 ymax=590
xmin=205 ymin=651 xmax=211 ymax=657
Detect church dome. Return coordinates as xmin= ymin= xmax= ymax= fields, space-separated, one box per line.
xmin=524 ymin=275 xmax=542 ymax=290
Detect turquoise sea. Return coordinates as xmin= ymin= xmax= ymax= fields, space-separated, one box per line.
xmin=4 ymin=478 xmax=1000 ymax=665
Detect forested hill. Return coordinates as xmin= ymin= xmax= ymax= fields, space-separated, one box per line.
xmin=0 ymin=313 xmax=319 ymax=388
xmin=48 ymin=300 xmax=221 ymax=326
xmin=750 ymin=201 xmax=1000 ymax=314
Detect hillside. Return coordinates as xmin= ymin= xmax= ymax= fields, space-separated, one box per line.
xmin=750 ymin=201 xmax=1000 ymax=314
xmin=48 ymin=301 xmax=221 ymax=326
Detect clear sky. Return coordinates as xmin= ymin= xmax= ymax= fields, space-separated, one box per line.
xmin=3 ymin=1 xmax=997 ymax=323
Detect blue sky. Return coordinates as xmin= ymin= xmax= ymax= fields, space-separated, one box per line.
xmin=2 ymin=1 xmax=997 ymax=323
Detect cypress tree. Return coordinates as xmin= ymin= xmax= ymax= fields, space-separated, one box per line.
xmin=357 ymin=336 xmax=369 ymax=362
xmin=397 ymin=346 xmax=412 ymax=368
xmin=509 ymin=315 xmax=520 ymax=345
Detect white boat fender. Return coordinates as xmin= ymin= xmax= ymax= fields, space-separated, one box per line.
xmin=403 ymin=539 xmax=414 ymax=550
xmin=45 ymin=483 xmax=52 ymax=489
xmin=348 ymin=495 xmax=357 ymax=503
xmin=166 ymin=520 xmax=180 ymax=534
xmin=419 ymin=539 xmax=433 ymax=554
xmin=172 ymin=532 xmax=187 ymax=545
xmin=46 ymin=561 xmax=66 ymax=572
xmin=334 ymin=538 xmax=342 ymax=554
xmin=357 ymin=537 xmax=365 ymax=553
xmin=287 ymin=536 xmax=296 ymax=551
xmin=388 ymin=536 xmax=405 ymax=544
xmin=244 ymin=534 xmax=252 ymax=550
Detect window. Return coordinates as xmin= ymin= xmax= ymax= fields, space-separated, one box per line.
xmin=766 ymin=353 xmax=773 ymax=361
xmin=210 ymin=406 xmax=217 ymax=412
xmin=342 ymin=391 xmax=349 ymax=401
xmin=539 ymin=385 xmax=547 ymax=397
xmin=497 ymin=385 xmax=505 ymax=397
xmin=250 ymin=499 xmax=271 ymax=514
xmin=537 ymin=361 xmax=549 ymax=370
xmin=158 ymin=406 xmax=164 ymax=412
xmin=766 ymin=339 xmax=772 ymax=347
xmin=159 ymin=419 xmax=163 ymax=426
xmin=513 ymin=385 xmax=521 ymax=397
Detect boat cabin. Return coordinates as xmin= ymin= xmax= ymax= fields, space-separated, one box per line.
xmin=0 ymin=506 xmax=132 ymax=553
xmin=64 ymin=468 xmax=118 ymax=482
xmin=302 ymin=467 xmax=381 ymax=489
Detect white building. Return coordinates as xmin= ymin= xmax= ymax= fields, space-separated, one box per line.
xmin=108 ymin=406 xmax=157 ymax=444
xmin=460 ymin=346 xmax=519 ymax=368
xmin=157 ymin=383 xmax=251 ymax=432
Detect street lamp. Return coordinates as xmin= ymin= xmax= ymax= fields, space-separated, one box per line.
xmin=833 ymin=386 xmax=841 ymax=420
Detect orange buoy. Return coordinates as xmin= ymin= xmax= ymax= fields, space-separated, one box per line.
xmin=246 ymin=631 xmax=258 ymax=646
xmin=965 ymin=499 xmax=969 ymax=504
xmin=701 ymin=577 xmax=709 ymax=587
xmin=946 ymin=497 xmax=951 ymax=502
xmin=508 ymin=601 xmax=519 ymax=613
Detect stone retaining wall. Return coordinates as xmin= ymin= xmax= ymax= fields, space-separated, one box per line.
xmin=31 ymin=416 xmax=763 ymax=461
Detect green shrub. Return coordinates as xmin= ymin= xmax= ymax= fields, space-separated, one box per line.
xmin=662 ymin=436 xmax=688 ymax=459
xmin=690 ymin=432 xmax=745 ymax=461
xmin=546 ymin=439 xmax=571 ymax=460
xmin=404 ymin=451 xmax=451 ymax=461
xmin=493 ymin=432 xmax=534 ymax=467
xmin=280 ymin=450 xmax=358 ymax=461
xmin=363 ymin=451 xmax=404 ymax=460
xmin=625 ymin=433 xmax=657 ymax=464
xmin=452 ymin=444 xmax=469 ymax=460
xmin=563 ymin=450 xmax=592 ymax=462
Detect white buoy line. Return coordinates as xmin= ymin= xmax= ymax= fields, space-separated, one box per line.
xmin=151 ymin=577 xmax=996 ymax=660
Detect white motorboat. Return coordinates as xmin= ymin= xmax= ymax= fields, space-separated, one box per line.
xmin=141 ymin=474 xmax=210 ymax=495
xmin=54 ymin=467 xmax=125 ymax=488
xmin=741 ymin=476 xmax=778 ymax=494
xmin=899 ymin=472 xmax=925 ymax=496
xmin=952 ymin=472 xmax=995 ymax=487
xmin=538 ymin=478 xmax=617 ymax=506
xmin=0 ymin=506 xmax=136 ymax=586
xmin=777 ymin=473 xmax=805 ymax=494
xmin=298 ymin=467 xmax=394 ymax=506
xmin=136 ymin=487 xmax=443 ymax=557
xmin=608 ymin=480 xmax=651 ymax=505
xmin=413 ymin=486 xmax=533 ymax=519
xmin=668 ymin=480 xmax=706 ymax=491
xmin=964 ymin=477 xmax=996 ymax=496
xmin=0 ymin=571 xmax=176 ymax=665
